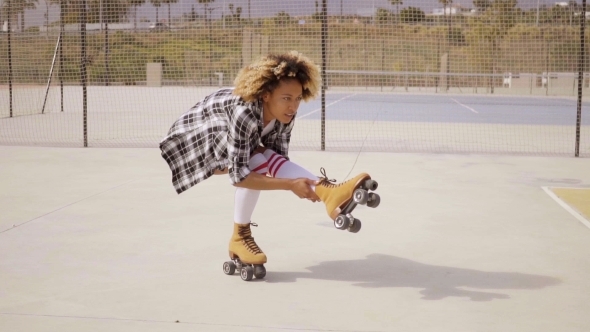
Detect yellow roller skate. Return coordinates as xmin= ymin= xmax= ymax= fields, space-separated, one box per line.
xmin=315 ymin=168 xmax=380 ymax=233
xmin=223 ymin=222 xmax=267 ymax=281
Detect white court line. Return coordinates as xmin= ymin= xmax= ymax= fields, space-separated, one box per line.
xmin=450 ymin=97 xmax=479 ymax=114
xmin=297 ymin=93 xmax=357 ymax=119
xmin=542 ymin=186 xmax=590 ymax=230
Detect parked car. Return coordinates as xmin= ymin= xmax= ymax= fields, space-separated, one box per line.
xmin=149 ymin=22 xmax=169 ymax=32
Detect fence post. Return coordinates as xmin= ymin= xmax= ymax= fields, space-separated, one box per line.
xmin=7 ymin=0 xmax=13 ymax=118
xmin=60 ymin=1 xmax=64 ymax=113
xmin=81 ymin=0 xmax=88 ymax=147
xmin=321 ymin=0 xmax=327 ymax=151
xmin=575 ymin=0 xmax=587 ymax=157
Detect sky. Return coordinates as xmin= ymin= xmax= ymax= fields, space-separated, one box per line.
xmin=2 ymin=0 xmax=572 ymax=29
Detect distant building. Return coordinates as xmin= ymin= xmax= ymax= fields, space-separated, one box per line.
xmin=357 ymin=8 xmax=377 ymax=17
xmin=431 ymin=5 xmax=474 ymax=16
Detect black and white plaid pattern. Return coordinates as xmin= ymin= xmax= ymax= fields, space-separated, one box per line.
xmin=160 ymin=88 xmax=294 ymax=194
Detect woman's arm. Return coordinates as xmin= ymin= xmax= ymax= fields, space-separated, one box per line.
xmin=234 ymin=172 xmax=320 ymax=202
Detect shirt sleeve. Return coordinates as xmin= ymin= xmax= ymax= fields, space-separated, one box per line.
xmin=227 ymin=106 xmax=258 ymax=185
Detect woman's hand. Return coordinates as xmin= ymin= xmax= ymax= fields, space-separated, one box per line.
xmin=290 ymin=178 xmax=320 ymax=202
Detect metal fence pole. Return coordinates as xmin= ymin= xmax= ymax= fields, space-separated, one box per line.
xmin=7 ymin=0 xmax=13 ymax=118
xmin=81 ymin=0 xmax=88 ymax=147
xmin=575 ymin=0 xmax=587 ymax=157
xmin=60 ymin=0 xmax=64 ymax=112
xmin=320 ymin=0 xmax=327 ymax=151
xmin=105 ymin=22 xmax=110 ymax=86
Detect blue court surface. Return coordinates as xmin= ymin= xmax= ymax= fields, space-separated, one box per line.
xmin=297 ymin=93 xmax=590 ymax=126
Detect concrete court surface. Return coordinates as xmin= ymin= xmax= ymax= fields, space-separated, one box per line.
xmin=1 ymin=146 xmax=590 ymax=332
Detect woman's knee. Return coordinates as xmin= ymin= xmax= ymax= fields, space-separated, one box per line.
xmin=249 ymin=152 xmax=269 ymax=175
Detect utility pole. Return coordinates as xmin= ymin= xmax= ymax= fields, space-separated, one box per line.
xmin=536 ymin=0 xmax=540 ymax=26
xmin=100 ymin=0 xmax=103 ymax=31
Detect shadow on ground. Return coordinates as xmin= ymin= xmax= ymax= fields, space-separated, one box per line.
xmin=266 ymin=254 xmax=560 ymax=301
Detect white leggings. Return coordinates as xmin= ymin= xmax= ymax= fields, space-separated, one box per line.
xmin=233 ymin=149 xmax=318 ymax=224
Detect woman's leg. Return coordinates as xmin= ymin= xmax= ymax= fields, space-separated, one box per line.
xmin=233 ymin=153 xmax=268 ymax=224
xmin=229 ymin=153 xmax=269 ymax=266
xmin=263 ymin=149 xmax=319 ymax=187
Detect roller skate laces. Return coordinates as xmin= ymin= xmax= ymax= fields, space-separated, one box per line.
xmin=318 ymin=167 xmax=359 ymax=189
xmin=238 ymin=223 xmax=263 ymax=255
xmin=318 ymin=167 xmax=338 ymax=187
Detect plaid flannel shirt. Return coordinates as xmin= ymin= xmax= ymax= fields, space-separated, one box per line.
xmin=160 ymin=88 xmax=294 ymax=194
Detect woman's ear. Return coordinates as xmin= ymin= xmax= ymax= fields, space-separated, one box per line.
xmin=261 ymin=91 xmax=270 ymax=102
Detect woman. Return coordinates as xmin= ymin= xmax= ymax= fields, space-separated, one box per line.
xmin=160 ymin=51 xmax=372 ymax=278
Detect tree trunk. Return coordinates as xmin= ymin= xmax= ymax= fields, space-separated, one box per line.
xmin=134 ymin=6 xmax=137 ymax=31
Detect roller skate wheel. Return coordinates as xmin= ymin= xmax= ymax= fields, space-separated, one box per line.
xmin=223 ymin=261 xmax=236 ymax=275
xmin=254 ymin=265 xmax=266 ymax=279
xmin=367 ymin=193 xmax=380 ymax=208
xmin=348 ymin=218 xmax=362 ymax=233
xmin=364 ymin=179 xmax=378 ymax=191
xmin=334 ymin=214 xmax=350 ymax=230
xmin=353 ymin=189 xmax=369 ymax=205
xmin=240 ymin=266 xmax=254 ymax=281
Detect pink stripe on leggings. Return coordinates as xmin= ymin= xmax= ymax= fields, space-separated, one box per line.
xmin=251 ymin=162 xmax=268 ymax=174
xmin=271 ymin=159 xmax=288 ymax=177
xmin=268 ymin=153 xmax=285 ymax=175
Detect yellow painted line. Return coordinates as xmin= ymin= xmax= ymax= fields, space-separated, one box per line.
xmin=542 ymin=187 xmax=590 ymax=229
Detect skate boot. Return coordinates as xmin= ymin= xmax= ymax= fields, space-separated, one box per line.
xmin=223 ymin=222 xmax=267 ymax=281
xmin=315 ymin=168 xmax=380 ymax=233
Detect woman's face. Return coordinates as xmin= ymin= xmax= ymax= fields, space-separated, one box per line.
xmin=261 ymin=79 xmax=303 ymax=124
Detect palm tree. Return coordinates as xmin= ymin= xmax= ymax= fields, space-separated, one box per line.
xmin=162 ymin=0 xmax=177 ymax=26
xmin=198 ymin=0 xmax=214 ymax=84
xmin=473 ymin=0 xmax=491 ymax=13
xmin=389 ymin=0 xmax=402 ymax=23
xmin=129 ymin=0 xmax=145 ymax=30
xmin=150 ymin=0 xmax=162 ymax=23
xmin=99 ymin=0 xmax=130 ymax=24
xmin=228 ymin=3 xmax=242 ymax=24
xmin=198 ymin=0 xmax=214 ymax=23
xmin=9 ymin=0 xmax=38 ymax=31
xmin=439 ymin=0 xmax=452 ymax=21
xmin=439 ymin=0 xmax=453 ymax=41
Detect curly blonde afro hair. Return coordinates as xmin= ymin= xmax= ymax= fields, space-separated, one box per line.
xmin=233 ymin=51 xmax=321 ymax=102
